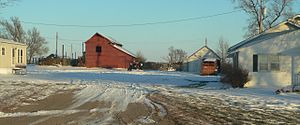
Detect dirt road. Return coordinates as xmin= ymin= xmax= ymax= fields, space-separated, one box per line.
xmin=0 ymin=81 xmax=299 ymax=125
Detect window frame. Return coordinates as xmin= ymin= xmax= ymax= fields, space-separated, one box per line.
xmin=257 ymin=54 xmax=280 ymax=72
xmin=269 ymin=55 xmax=280 ymax=71
xmin=258 ymin=55 xmax=269 ymax=71
xmin=18 ymin=49 xmax=20 ymax=63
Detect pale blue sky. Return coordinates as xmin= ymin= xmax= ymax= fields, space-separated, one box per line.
xmin=1 ymin=0 xmax=300 ymax=61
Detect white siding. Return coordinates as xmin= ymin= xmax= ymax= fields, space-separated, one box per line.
xmin=295 ymin=56 xmax=300 ymax=73
xmin=184 ymin=46 xmax=220 ymax=74
xmin=237 ymin=30 xmax=300 ymax=87
xmin=188 ymin=59 xmax=202 ymax=74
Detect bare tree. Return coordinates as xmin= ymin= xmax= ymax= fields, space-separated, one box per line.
xmin=0 ymin=17 xmax=49 ymax=63
xmin=26 ymin=27 xmax=49 ymax=63
xmin=233 ymin=0 xmax=294 ymax=37
xmin=0 ymin=17 xmax=25 ymax=43
xmin=163 ymin=46 xmax=187 ymax=67
xmin=0 ymin=0 xmax=18 ymax=8
xmin=216 ymin=37 xmax=229 ymax=63
xmin=136 ymin=50 xmax=147 ymax=62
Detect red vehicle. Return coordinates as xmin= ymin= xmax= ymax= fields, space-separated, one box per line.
xmin=201 ymin=58 xmax=220 ymax=75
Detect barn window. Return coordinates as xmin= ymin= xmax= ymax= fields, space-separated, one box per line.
xmin=96 ymin=46 xmax=102 ymax=53
xmin=1 ymin=48 xmax=5 ymax=55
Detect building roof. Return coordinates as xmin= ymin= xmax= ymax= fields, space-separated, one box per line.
xmin=88 ymin=33 xmax=123 ymax=46
xmin=228 ymin=15 xmax=300 ymax=54
xmin=0 ymin=38 xmax=27 ymax=46
xmin=228 ymin=29 xmax=295 ymax=53
xmin=279 ymin=46 xmax=300 ymax=56
xmin=86 ymin=33 xmax=136 ymax=58
xmin=105 ymin=36 xmax=123 ymax=47
xmin=112 ymin=44 xmax=136 ymax=58
xmin=187 ymin=45 xmax=220 ymax=59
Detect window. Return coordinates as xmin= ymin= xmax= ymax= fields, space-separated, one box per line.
xmin=233 ymin=52 xmax=239 ymax=68
xmin=18 ymin=49 xmax=20 ymax=63
xmin=96 ymin=46 xmax=102 ymax=53
xmin=259 ymin=55 xmax=268 ymax=71
xmin=12 ymin=48 xmax=15 ymax=64
xmin=269 ymin=55 xmax=280 ymax=71
xmin=1 ymin=48 xmax=5 ymax=55
xmin=253 ymin=55 xmax=258 ymax=72
xmin=21 ymin=49 xmax=23 ymax=63
xmin=258 ymin=54 xmax=280 ymax=71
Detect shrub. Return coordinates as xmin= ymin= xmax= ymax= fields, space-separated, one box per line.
xmin=220 ymin=63 xmax=250 ymax=88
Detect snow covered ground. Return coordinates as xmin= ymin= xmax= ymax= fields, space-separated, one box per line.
xmin=0 ymin=65 xmax=299 ymax=124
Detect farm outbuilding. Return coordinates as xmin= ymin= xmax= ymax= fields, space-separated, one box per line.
xmin=182 ymin=45 xmax=220 ymax=74
xmin=85 ymin=33 xmax=136 ymax=69
xmin=0 ymin=38 xmax=27 ymax=74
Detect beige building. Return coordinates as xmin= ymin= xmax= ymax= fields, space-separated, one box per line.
xmin=0 ymin=38 xmax=27 ymax=74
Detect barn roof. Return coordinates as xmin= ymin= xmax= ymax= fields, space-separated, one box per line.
xmin=87 ymin=33 xmax=136 ymax=58
xmin=91 ymin=32 xmax=123 ymax=46
xmin=0 ymin=38 xmax=27 ymax=46
xmin=112 ymin=44 xmax=136 ymax=58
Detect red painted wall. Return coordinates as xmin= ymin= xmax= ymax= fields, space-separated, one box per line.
xmin=85 ymin=33 xmax=135 ymax=68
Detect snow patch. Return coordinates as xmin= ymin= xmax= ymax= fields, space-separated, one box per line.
xmin=0 ymin=110 xmax=84 ymax=118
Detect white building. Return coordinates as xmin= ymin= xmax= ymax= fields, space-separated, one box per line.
xmin=183 ymin=45 xmax=220 ymax=74
xmin=228 ymin=15 xmax=300 ymax=87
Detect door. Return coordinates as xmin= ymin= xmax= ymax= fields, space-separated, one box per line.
xmin=12 ymin=48 xmax=15 ymax=66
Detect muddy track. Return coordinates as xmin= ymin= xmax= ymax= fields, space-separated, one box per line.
xmin=1 ymin=80 xmax=300 ymax=125
xmin=147 ymin=92 xmax=300 ymax=125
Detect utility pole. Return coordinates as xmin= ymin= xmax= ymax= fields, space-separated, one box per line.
xmin=71 ymin=44 xmax=73 ymax=59
xmin=56 ymin=32 xmax=58 ymax=57
xmin=205 ymin=38 xmax=208 ymax=46
xmin=62 ymin=44 xmax=64 ymax=65
xmin=65 ymin=44 xmax=68 ymax=58
xmin=82 ymin=42 xmax=84 ymax=55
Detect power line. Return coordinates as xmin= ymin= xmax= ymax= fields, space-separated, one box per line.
xmin=21 ymin=9 xmax=242 ymax=28
xmin=45 ymin=32 xmax=219 ymax=44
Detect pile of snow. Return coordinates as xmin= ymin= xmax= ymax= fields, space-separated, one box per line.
xmin=24 ymin=65 xmax=219 ymax=86
xmin=71 ymin=83 xmax=147 ymax=124
xmin=2 ymin=65 xmax=299 ymax=123
xmin=0 ymin=79 xmax=84 ymax=108
xmin=0 ymin=110 xmax=84 ymax=118
xmin=170 ymin=86 xmax=300 ymax=111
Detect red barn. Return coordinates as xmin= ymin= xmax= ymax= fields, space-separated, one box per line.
xmin=85 ymin=33 xmax=136 ymax=68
